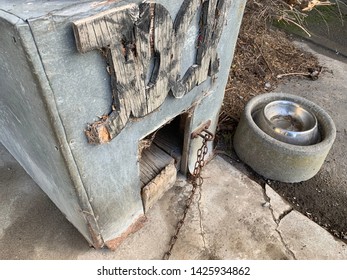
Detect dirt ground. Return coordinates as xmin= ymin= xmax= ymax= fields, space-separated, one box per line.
xmin=218 ymin=1 xmax=347 ymax=242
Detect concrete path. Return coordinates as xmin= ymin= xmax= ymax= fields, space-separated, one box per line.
xmin=1 ymin=141 xmax=346 ymax=259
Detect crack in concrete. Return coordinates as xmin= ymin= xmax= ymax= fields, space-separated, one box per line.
xmin=278 ymin=208 xmax=294 ymax=222
xmin=197 ymin=186 xmax=207 ymax=250
xmin=275 ymin=227 xmax=296 ymax=259
xmin=262 ymin=185 xmax=297 ymax=260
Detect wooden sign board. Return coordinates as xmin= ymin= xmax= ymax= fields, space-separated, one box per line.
xmin=73 ymin=0 xmax=228 ymax=144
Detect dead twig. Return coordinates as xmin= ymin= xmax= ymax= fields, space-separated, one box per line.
xmin=302 ymin=0 xmax=334 ymax=12
xmin=277 ymin=72 xmax=309 ymax=78
xmin=277 ymin=67 xmax=322 ymax=80
xmin=278 ymin=16 xmax=312 ymax=37
xmin=255 ymin=42 xmax=274 ymax=74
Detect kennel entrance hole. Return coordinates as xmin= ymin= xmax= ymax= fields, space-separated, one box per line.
xmin=139 ymin=113 xmax=189 ymax=212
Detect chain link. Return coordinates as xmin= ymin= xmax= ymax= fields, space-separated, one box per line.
xmin=163 ymin=129 xmax=214 ymax=260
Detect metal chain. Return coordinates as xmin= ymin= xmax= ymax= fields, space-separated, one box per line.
xmin=163 ymin=129 xmax=214 ymax=260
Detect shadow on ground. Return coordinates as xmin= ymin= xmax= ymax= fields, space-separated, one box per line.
xmin=0 ymin=148 xmax=90 ymax=259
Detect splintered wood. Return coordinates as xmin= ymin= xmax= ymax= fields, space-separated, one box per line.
xmin=139 ymin=144 xmax=174 ymax=186
xmin=141 ymin=163 xmax=177 ymax=213
xmin=72 ymin=0 xmax=229 ymax=144
xmin=139 ymin=143 xmax=177 ymax=212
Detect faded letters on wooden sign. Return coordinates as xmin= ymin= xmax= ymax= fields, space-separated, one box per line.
xmin=73 ymin=0 xmax=229 ymax=144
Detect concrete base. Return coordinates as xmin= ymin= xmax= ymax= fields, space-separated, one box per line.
xmin=1 ymin=142 xmax=346 ymax=259
xmin=234 ymin=92 xmax=336 ymax=183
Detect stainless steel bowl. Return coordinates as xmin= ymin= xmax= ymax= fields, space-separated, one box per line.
xmin=255 ymin=100 xmax=319 ymax=145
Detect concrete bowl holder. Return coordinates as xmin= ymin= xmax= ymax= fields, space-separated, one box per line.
xmin=233 ymin=92 xmax=336 ymax=183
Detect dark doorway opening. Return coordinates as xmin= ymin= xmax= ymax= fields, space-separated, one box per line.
xmin=139 ymin=113 xmax=190 ymax=212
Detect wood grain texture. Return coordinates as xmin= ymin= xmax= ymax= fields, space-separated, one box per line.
xmin=139 ymin=143 xmax=174 ymax=186
xmin=170 ymin=0 xmax=201 ymax=98
xmin=174 ymin=0 xmax=228 ymax=96
xmin=73 ymin=0 xmax=229 ymax=144
xmin=141 ymin=162 xmax=177 ymax=213
xmin=136 ymin=3 xmax=174 ymax=115
xmin=73 ymin=5 xmax=137 ymax=53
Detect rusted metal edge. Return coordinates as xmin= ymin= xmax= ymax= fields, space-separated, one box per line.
xmin=105 ymin=215 xmax=147 ymax=251
xmin=85 ymin=120 xmax=111 ymax=145
xmin=191 ymin=120 xmax=211 ymax=139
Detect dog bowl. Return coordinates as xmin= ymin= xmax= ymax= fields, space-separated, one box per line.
xmin=256 ymin=100 xmax=319 ymax=146
xmin=234 ymin=92 xmax=336 ymax=182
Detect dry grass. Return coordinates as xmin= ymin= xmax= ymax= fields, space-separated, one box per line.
xmin=219 ymin=0 xmax=322 ymax=133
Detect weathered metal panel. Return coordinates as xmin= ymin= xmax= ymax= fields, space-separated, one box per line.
xmin=0 ymin=0 xmax=246 ymax=247
xmin=0 ymin=11 xmax=95 ymax=245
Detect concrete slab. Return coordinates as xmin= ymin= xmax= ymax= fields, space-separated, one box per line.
xmin=169 ymin=157 xmax=292 ymax=260
xmin=265 ymin=184 xmax=292 ymax=223
xmin=278 ymin=211 xmax=347 ymax=260
xmin=1 ymin=141 xmax=346 ymax=260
